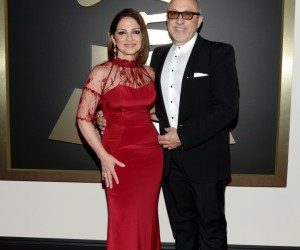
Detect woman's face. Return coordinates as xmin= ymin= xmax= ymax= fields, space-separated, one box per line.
xmin=112 ymin=17 xmax=142 ymax=60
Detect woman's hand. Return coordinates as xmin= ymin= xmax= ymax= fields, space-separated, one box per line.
xmin=101 ymin=153 xmax=125 ymax=189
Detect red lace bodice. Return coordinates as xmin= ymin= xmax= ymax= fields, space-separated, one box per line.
xmin=76 ymin=58 xmax=155 ymax=122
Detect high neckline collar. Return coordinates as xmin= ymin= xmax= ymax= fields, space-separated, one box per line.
xmin=113 ymin=58 xmax=137 ymax=67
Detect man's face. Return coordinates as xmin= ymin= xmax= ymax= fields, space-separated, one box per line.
xmin=167 ymin=0 xmax=203 ymax=46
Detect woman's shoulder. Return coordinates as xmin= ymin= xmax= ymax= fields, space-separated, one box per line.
xmin=92 ymin=60 xmax=112 ymax=71
xmin=142 ymin=64 xmax=155 ymax=79
xmin=87 ymin=60 xmax=113 ymax=77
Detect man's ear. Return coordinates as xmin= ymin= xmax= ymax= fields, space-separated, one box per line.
xmin=197 ymin=15 xmax=203 ymax=29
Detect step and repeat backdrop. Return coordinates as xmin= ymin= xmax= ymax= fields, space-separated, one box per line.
xmin=0 ymin=0 xmax=294 ymax=187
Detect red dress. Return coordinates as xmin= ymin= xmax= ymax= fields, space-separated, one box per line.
xmin=77 ymin=58 xmax=163 ymax=250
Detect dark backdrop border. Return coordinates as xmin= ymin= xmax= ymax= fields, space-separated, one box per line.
xmin=0 ymin=237 xmax=299 ymax=250
xmin=0 ymin=0 xmax=295 ymax=186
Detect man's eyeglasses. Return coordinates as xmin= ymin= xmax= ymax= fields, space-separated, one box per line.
xmin=167 ymin=11 xmax=200 ymax=20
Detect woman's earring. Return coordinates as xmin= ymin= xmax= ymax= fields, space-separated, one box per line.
xmin=113 ymin=44 xmax=117 ymax=59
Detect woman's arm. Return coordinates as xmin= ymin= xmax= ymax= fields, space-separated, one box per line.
xmin=77 ymin=119 xmax=125 ymax=188
xmin=76 ymin=63 xmax=125 ymax=188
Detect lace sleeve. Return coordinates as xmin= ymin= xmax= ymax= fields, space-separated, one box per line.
xmin=76 ymin=64 xmax=105 ymax=122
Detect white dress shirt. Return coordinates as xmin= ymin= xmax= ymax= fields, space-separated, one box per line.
xmin=161 ymin=34 xmax=197 ymax=128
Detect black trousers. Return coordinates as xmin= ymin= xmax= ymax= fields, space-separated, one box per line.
xmin=162 ymin=149 xmax=228 ymax=250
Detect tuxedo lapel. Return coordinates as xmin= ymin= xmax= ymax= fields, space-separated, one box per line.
xmin=178 ymin=36 xmax=205 ymax=124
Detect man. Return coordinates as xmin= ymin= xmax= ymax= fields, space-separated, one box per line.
xmin=150 ymin=0 xmax=239 ymax=249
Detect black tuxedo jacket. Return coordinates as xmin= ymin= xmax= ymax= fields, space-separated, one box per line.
xmin=150 ymin=35 xmax=239 ymax=183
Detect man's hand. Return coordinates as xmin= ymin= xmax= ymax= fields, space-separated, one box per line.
xmin=158 ymin=127 xmax=182 ymax=150
xmin=96 ymin=110 xmax=106 ymax=135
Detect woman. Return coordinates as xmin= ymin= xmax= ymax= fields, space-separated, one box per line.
xmin=76 ymin=8 xmax=163 ymax=250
